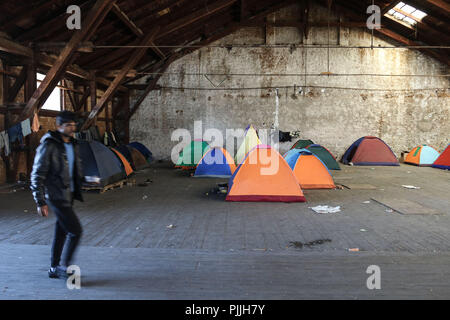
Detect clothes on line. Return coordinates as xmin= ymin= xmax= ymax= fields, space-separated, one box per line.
xmin=0 ymin=131 xmax=10 ymax=156
xmin=7 ymin=123 xmax=23 ymax=145
xmin=104 ymin=132 xmax=109 ymax=146
xmin=32 ymin=112 xmax=40 ymax=132
xmin=21 ymin=119 xmax=32 ymax=137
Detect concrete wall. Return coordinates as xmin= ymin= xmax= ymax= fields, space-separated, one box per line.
xmin=130 ymin=3 xmax=450 ymax=161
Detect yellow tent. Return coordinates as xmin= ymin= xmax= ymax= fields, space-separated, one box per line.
xmin=235 ymin=125 xmax=261 ymax=164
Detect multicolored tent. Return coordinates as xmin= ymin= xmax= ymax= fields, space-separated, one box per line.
xmin=114 ymin=145 xmax=149 ymax=170
xmin=305 ymin=144 xmax=341 ymax=170
xmin=78 ymin=140 xmax=125 ymax=186
xmin=284 ymin=149 xmax=335 ymax=189
xmin=235 ymin=125 xmax=261 ymax=165
xmin=115 ymin=145 xmax=133 ymax=163
xmin=128 ymin=142 xmax=153 ymax=163
xmin=129 ymin=146 xmax=149 ymax=170
xmin=290 ymin=139 xmax=314 ymax=150
xmin=111 ymin=147 xmax=134 ymax=176
xmin=341 ymin=136 xmax=399 ymax=166
xmin=194 ymin=147 xmax=236 ymax=178
xmin=176 ymin=140 xmax=210 ymax=169
xmin=432 ymin=144 xmax=450 ymax=170
xmin=226 ymin=145 xmax=306 ymax=202
xmin=405 ymin=145 xmax=440 ymax=166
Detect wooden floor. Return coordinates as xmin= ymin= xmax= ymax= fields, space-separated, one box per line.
xmin=1 ymin=243 xmax=449 ymax=299
xmin=0 ymin=162 xmax=449 ymax=253
xmin=0 ymin=162 xmax=449 ymax=299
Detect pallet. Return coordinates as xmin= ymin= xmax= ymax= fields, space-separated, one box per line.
xmin=82 ymin=179 xmax=128 ymax=194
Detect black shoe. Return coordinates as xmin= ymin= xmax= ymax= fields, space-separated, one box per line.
xmin=48 ymin=266 xmax=74 ymax=279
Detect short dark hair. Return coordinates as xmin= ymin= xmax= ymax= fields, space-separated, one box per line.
xmin=56 ymin=111 xmax=77 ymax=126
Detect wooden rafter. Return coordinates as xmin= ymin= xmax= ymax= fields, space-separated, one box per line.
xmin=80 ymin=0 xmax=238 ymax=69
xmin=317 ymin=0 xmax=449 ymax=66
xmin=7 ymin=66 xmax=27 ymax=102
xmin=14 ymin=0 xmax=93 ymax=42
xmin=125 ymin=0 xmax=300 ymax=118
xmin=0 ymin=36 xmax=33 ymax=57
xmin=381 ymin=1 xmax=400 ymax=15
xmin=112 ymin=3 xmax=144 ymax=37
xmin=81 ymin=26 xmax=161 ymax=130
xmin=111 ymin=3 xmax=166 ymax=60
xmin=425 ymin=0 xmax=450 ymax=12
xmin=19 ymin=0 xmax=117 ymax=122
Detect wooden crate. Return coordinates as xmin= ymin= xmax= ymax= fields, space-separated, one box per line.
xmin=82 ymin=179 xmax=127 ymax=194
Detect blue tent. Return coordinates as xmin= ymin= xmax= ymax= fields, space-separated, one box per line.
xmin=194 ymin=147 xmax=236 ymax=178
xmin=128 ymin=142 xmax=153 ymax=163
xmin=78 ymin=140 xmax=125 ymax=186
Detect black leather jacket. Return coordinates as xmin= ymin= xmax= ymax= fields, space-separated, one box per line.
xmin=30 ymin=131 xmax=84 ymax=207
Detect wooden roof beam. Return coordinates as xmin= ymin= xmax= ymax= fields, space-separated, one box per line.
xmin=84 ymin=0 xmax=237 ymax=69
xmin=111 ymin=3 xmax=144 ymax=37
xmin=425 ymin=0 xmax=450 ymax=12
xmin=316 ymin=0 xmax=449 ymax=66
xmin=0 ymin=36 xmax=33 ymax=57
xmin=20 ymin=0 xmax=117 ymax=121
xmin=111 ymin=3 xmax=167 ymax=60
xmin=381 ymin=1 xmax=400 ymax=15
xmin=125 ymin=0 xmax=300 ymax=116
xmin=81 ymin=26 xmax=160 ymax=130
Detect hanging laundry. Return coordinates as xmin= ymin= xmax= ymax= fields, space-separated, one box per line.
xmin=104 ymin=132 xmax=109 ymax=146
xmin=110 ymin=131 xmax=117 ymax=144
xmin=0 ymin=131 xmax=10 ymax=156
xmin=21 ymin=119 xmax=32 ymax=137
xmin=7 ymin=123 xmax=23 ymax=144
xmin=32 ymin=112 xmax=40 ymax=132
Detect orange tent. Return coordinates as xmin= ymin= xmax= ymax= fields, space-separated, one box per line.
xmin=111 ymin=148 xmax=134 ymax=176
xmin=284 ymin=149 xmax=335 ymax=189
xmin=226 ymin=145 xmax=306 ymax=202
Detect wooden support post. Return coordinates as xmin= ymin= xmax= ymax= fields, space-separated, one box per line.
xmin=1 ymin=61 xmax=13 ymax=183
xmin=105 ymin=100 xmax=111 ymax=132
xmin=90 ymin=71 xmax=97 ymax=114
xmin=240 ymin=0 xmax=246 ymax=21
xmin=124 ymin=91 xmax=130 ymax=144
xmin=25 ymin=55 xmax=37 ymax=179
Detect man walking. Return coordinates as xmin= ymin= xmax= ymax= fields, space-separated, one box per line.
xmin=31 ymin=111 xmax=84 ymax=279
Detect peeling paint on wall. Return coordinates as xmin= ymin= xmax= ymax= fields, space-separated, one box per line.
xmin=130 ymin=3 xmax=449 ymax=161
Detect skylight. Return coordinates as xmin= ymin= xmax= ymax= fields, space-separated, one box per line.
xmin=386 ymin=2 xmax=428 ymax=27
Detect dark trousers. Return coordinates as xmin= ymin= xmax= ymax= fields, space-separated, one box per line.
xmin=47 ymin=201 xmax=83 ymax=268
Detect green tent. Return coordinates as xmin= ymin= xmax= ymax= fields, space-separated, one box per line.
xmin=306 ymin=144 xmax=341 ymax=170
xmin=176 ymin=140 xmax=210 ymax=169
xmin=290 ymin=139 xmax=314 ymax=150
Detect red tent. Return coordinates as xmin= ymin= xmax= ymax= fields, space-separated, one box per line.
xmin=432 ymin=144 xmax=450 ymax=170
xmin=342 ymin=136 xmax=399 ymax=166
